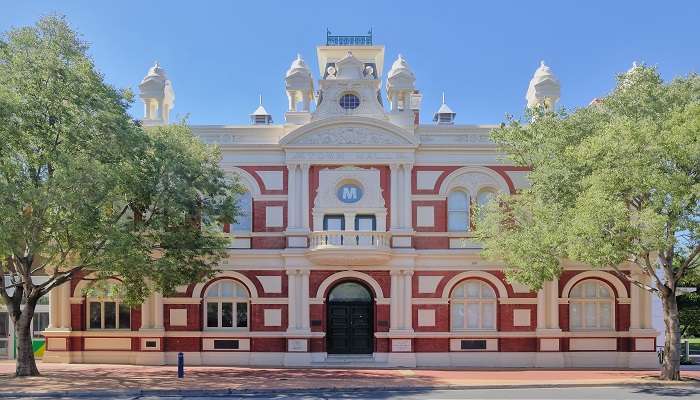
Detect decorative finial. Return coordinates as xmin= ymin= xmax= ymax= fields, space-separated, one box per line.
xmin=540 ymin=60 xmax=545 ymax=67
xmin=297 ymin=53 xmax=302 ymax=60
xmin=154 ymin=60 xmax=160 ymax=68
xmin=442 ymin=92 xmax=446 ymax=105
xmin=632 ymin=61 xmax=638 ymax=68
xmin=259 ymin=94 xmax=263 ymax=106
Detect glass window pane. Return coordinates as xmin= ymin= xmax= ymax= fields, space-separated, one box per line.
xmin=448 ymin=191 xmax=469 ymax=211
xmin=585 ymin=303 xmax=596 ymax=328
xmin=0 ymin=312 xmax=8 ymax=336
xmin=234 ymin=283 xmax=248 ymax=298
xmin=452 ymin=284 xmax=465 ymax=299
xmin=233 ymin=192 xmax=252 ymax=231
xmin=329 ymin=282 xmax=372 ymax=302
xmin=207 ymin=302 xmax=219 ymax=328
xmin=32 ymin=313 xmax=49 ymax=337
xmin=89 ymin=302 xmax=102 ymax=329
xmin=600 ymin=303 xmax=612 ymax=328
xmin=448 ymin=211 xmax=469 ymax=231
xmin=451 ymin=303 xmax=465 ymax=330
xmin=477 ymin=190 xmax=495 ymax=207
xmin=221 ymin=282 xmax=234 ymax=297
xmin=466 ymin=282 xmax=480 ymax=298
xmin=571 ymin=286 xmax=582 ymax=298
xmin=119 ymin=304 xmax=131 ymax=329
xmin=482 ymin=302 xmax=495 ymax=329
xmin=481 ymin=284 xmax=495 ymax=298
xmin=599 ymin=285 xmax=611 ymax=298
xmin=104 ymin=302 xmax=117 ymax=329
xmin=466 ymin=303 xmax=479 ymax=329
xmin=585 ymin=283 xmax=597 ymax=298
xmin=237 ymin=303 xmax=248 ymax=328
xmin=37 ymin=296 xmax=50 ymax=305
xmin=221 ymin=303 xmax=233 ymax=327
xmin=324 ymin=216 xmax=344 ymax=231
xmin=570 ymin=302 xmax=581 ymax=329
xmin=206 ymin=283 xmax=219 ymax=298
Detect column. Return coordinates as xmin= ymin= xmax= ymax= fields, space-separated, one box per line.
xmin=403 ymin=270 xmax=414 ymax=331
xmin=536 ymin=288 xmax=546 ymax=330
xmin=389 ymin=164 xmax=399 ymax=230
xmin=287 ymin=164 xmax=298 ymax=229
xmin=402 ymin=164 xmax=413 ymax=230
xmin=60 ymin=282 xmax=71 ymax=329
xmin=300 ymin=270 xmax=310 ymax=331
xmin=141 ymin=295 xmax=153 ymax=330
xmin=390 ymin=271 xmax=400 ymax=330
xmin=49 ymin=286 xmax=60 ymax=329
xmin=153 ymin=291 xmax=164 ymax=330
xmin=548 ymin=279 xmax=560 ymax=329
xmin=300 ymin=164 xmax=310 ymax=231
xmin=286 ymin=270 xmax=298 ymax=331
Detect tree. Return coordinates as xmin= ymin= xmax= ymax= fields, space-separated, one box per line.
xmin=0 ymin=16 xmax=240 ymax=377
xmin=477 ymin=65 xmax=700 ymax=380
xmin=678 ymin=266 xmax=700 ymax=338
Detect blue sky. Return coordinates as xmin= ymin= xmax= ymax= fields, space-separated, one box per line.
xmin=3 ymin=1 xmax=699 ymax=125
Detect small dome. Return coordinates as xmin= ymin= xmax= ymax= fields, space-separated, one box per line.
xmin=286 ymin=54 xmax=311 ymax=78
xmin=147 ymin=61 xmax=167 ymax=78
xmin=388 ymin=54 xmax=414 ymax=80
xmin=526 ymin=60 xmax=561 ymax=108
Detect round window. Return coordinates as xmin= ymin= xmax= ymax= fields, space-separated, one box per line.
xmin=337 ymin=184 xmax=363 ymax=203
xmin=339 ymin=93 xmax=360 ymax=110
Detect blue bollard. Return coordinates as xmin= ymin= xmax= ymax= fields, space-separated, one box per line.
xmin=177 ymin=352 xmax=184 ymax=378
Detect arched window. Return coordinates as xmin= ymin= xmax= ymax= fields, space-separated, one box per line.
xmin=450 ymin=280 xmax=496 ymax=331
xmin=232 ymin=191 xmax=252 ymax=231
xmin=476 ymin=189 xmax=496 ymax=220
xmin=447 ymin=190 xmax=470 ymax=231
xmin=204 ymin=280 xmax=249 ymax=330
xmin=86 ymin=286 xmax=131 ymax=330
xmin=569 ymin=280 xmax=614 ymax=330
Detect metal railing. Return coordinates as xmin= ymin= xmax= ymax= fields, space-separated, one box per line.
xmin=309 ymin=231 xmax=390 ymax=249
xmin=326 ymin=29 xmax=372 ymax=46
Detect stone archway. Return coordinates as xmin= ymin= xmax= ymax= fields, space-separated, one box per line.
xmin=326 ymin=281 xmax=374 ymax=355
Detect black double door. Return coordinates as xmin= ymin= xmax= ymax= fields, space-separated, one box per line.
xmin=327 ymin=302 xmax=373 ymax=354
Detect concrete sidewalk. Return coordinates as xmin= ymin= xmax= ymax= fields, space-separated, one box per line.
xmin=0 ymin=361 xmax=699 ymax=398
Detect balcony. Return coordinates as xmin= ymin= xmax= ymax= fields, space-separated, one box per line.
xmin=307 ymin=231 xmax=391 ymax=266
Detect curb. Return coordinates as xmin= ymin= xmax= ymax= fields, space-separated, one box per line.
xmin=1 ymin=381 xmax=699 ymax=399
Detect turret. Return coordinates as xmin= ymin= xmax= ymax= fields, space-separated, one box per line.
xmin=250 ymin=95 xmax=273 ymax=125
xmin=386 ymin=54 xmax=416 ymax=112
xmin=433 ymin=93 xmax=456 ymax=124
xmin=139 ymin=62 xmax=175 ymax=126
xmin=285 ymin=54 xmax=314 ymax=125
xmin=526 ymin=61 xmax=560 ymax=110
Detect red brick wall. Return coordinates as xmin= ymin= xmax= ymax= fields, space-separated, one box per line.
xmin=499 ymin=304 xmax=537 ymax=332
xmin=251 ymin=338 xmax=286 ymax=352
xmin=412 ymin=304 xmax=449 ymax=331
xmin=164 ymin=304 xmax=201 ymax=331
xmin=414 ymin=338 xmax=450 ymax=352
xmin=164 ymin=337 xmax=200 ymax=352
xmin=411 ymin=166 xmax=460 ymax=194
xmin=250 ymin=304 xmax=287 ymax=331
xmin=413 ymin=236 xmax=449 ymax=249
xmin=500 ymin=338 xmax=537 ymax=352
xmin=412 ymin=200 xmax=447 ymax=232
xmin=251 ymin=236 xmax=286 ymax=249
xmin=238 ymin=166 xmax=288 ymax=195
xmin=252 ymin=200 xmax=287 ymax=232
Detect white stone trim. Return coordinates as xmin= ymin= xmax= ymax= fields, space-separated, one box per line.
xmin=225 ymin=167 xmax=262 ymax=196
xmin=560 ymin=270 xmax=629 ymax=299
xmin=312 ymin=270 xmax=387 ymax=302
xmin=191 ymin=272 xmax=260 ymax=298
xmin=438 ymin=166 xmax=510 ymax=196
xmin=441 ymin=271 xmax=509 ymax=300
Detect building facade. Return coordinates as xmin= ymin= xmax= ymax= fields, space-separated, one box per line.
xmin=42 ymin=35 xmax=659 ymax=368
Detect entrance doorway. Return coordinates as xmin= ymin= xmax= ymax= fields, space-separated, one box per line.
xmin=326 ymin=282 xmax=373 ymax=354
xmin=0 ymin=312 xmax=9 ymax=359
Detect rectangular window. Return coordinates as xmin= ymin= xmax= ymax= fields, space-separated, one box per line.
xmin=354 ymin=215 xmax=376 ymax=246
xmin=118 ymin=304 xmax=131 ymax=330
xmin=213 ymin=339 xmax=239 ymax=350
xmin=236 ymin=303 xmax=248 ymax=328
xmin=103 ymin=302 xmax=117 ymax=329
xmin=221 ymin=302 xmax=234 ymax=328
xmin=460 ymin=340 xmax=487 ymax=350
xmin=89 ymin=302 xmax=102 ymax=329
xmin=32 ymin=312 xmax=49 ymax=337
xmin=207 ymin=303 xmax=219 ymax=328
xmin=323 ymin=215 xmax=345 ymax=246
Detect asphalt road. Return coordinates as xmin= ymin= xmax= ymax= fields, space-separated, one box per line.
xmin=4 ymin=385 xmax=700 ymax=400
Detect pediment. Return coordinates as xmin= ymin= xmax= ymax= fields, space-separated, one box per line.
xmin=281 ymin=117 xmax=418 ymax=147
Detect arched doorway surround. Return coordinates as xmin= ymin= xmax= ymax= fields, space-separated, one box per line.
xmin=326 ymin=281 xmax=374 ymax=354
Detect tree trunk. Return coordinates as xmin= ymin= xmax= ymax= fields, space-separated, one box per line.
xmin=660 ymin=291 xmax=681 ymax=380
xmin=13 ymin=305 xmax=40 ymax=377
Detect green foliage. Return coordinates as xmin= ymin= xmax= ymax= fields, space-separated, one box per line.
xmin=679 ymin=267 xmax=700 ymax=337
xmin=477 ymin=65 xmax=700 ymax=290
xmin=0 ymin=15 xmax=242 ymax=307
